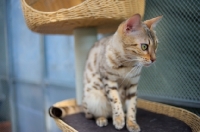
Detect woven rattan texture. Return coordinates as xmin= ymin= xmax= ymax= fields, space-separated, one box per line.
xmin=138 ymin=0 xmax=200 ymax=108
xmin=21 ymin=0 xmax=145 ymax=34
xmin=137 ymin=100 xmax=200 ymax=132
xmin=51 ymin=99 xmax=200 ymax=132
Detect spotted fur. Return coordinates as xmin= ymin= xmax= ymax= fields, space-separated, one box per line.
xmin=83 ymin=14 xmax=162 ymax=132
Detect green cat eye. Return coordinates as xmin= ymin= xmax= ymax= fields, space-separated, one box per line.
xmin=141 ymin=44 xmax=148 ymax=51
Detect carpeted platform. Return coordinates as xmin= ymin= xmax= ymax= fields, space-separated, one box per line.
xmin=62 ymin=108 xmax=191 ymax=132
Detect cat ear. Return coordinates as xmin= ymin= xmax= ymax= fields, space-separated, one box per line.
xmin=124 ymin=14 xmax=142 ymax=32
xmin=144 ymin=16 xmax=163 ymax=29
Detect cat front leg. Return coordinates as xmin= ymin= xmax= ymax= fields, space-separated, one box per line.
xmin=126 ymin=84 xmax=140 ymax=132
xmin=104 ymin=79 xmax=125 ymax=130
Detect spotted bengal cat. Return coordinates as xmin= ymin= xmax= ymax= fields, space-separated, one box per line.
xmin=82 ymin=14 xmax=162 ymax=132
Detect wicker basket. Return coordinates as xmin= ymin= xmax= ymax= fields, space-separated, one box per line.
xmin=50 ymin=99 xmax=200 ymax=132
xmin=21 ymin=0 xmax=145 ymax=34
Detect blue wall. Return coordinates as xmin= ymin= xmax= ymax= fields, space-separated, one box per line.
xmin=3 ymin=0 xmax=76 ymax=131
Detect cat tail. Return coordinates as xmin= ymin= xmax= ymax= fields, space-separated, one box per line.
xmin=49 ymin=105 xmax=83 ymax=118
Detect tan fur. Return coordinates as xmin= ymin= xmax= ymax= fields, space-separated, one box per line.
xmin=82 ymin=14 xmax=162 ymax=132
xmin=126 ymin=119 xmax=140 ymax=132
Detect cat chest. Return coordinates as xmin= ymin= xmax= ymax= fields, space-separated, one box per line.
xmin=103 ymin=67 xmax=141 ymax=84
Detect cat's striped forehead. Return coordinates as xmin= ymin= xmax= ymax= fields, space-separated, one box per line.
xmin=119 ymin=22 xmax=158 ymax=50
xmin=142 ymin=24 xmax=158 ymax=49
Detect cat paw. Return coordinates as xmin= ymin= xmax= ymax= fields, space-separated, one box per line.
xmin=113 ymin=115 xmax=125 ymax=130
xmin=126 ymin=120 xmax=140 ymax=132
xmin=96 ymin=117 xmax=108 ymax=127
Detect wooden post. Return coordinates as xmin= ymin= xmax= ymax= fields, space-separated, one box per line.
xmin=74 ymin=27 xmax=97 ymax=104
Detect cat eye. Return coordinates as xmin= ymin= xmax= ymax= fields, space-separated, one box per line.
xmin=141 ymin=44 xmax=148 ymax=51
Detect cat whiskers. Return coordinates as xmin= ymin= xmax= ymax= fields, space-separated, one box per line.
xmin=119 ymin=68 xmax=135 ymax=87
xmin=120 ymin=56 xmax=143 ymax=65
xmin=121 ymin=62 xmax=142 ymax=86
xmin=119 ymin=65 xmax=140 ymax=87
xmin=152 ymin=62 xmax=157 ymax=69
xmin=120 ymin=59 xmax=141 ymax=65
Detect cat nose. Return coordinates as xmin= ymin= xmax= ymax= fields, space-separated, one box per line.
xmin=151 ymin=58 xmax=156 ymax=63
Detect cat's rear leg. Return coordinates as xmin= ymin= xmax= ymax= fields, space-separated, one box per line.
xmin=82 ymin=102 xmax=94 ymax=119
xmin=85 ymin=112 xmax=93 ymax=119
xmin=83 ymin=89 xmax=112 ymax=127
xmin=96 ymin=117 xmax=108 ymax=127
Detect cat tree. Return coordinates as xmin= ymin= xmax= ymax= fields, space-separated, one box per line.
xmin=21 ymin=0 xmax=200 ymax=132
xmin=21 ymin=0 xmax=145 ymax=104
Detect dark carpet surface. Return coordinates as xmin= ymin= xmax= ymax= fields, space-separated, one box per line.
xmin=62 ymin=108 xmax=191 ymax=132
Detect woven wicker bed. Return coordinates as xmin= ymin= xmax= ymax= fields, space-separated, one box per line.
xmin=50 ymin=99 xmax=200 ymax=132
xmin=21 ymin=0 xmax=145 ymax=34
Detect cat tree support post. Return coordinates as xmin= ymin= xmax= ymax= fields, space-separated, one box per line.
xmin=74 ymin=28 xmax=97 ymax=105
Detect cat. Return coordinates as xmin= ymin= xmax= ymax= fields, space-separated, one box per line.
xmin=49 ymin=14 xmax=162 ymax=132
xmin=82 ymin=14 xmax=162 ymax=132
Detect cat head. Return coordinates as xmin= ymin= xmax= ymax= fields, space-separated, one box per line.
xmin=117 ymin=14 xmax=162 ymax=67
